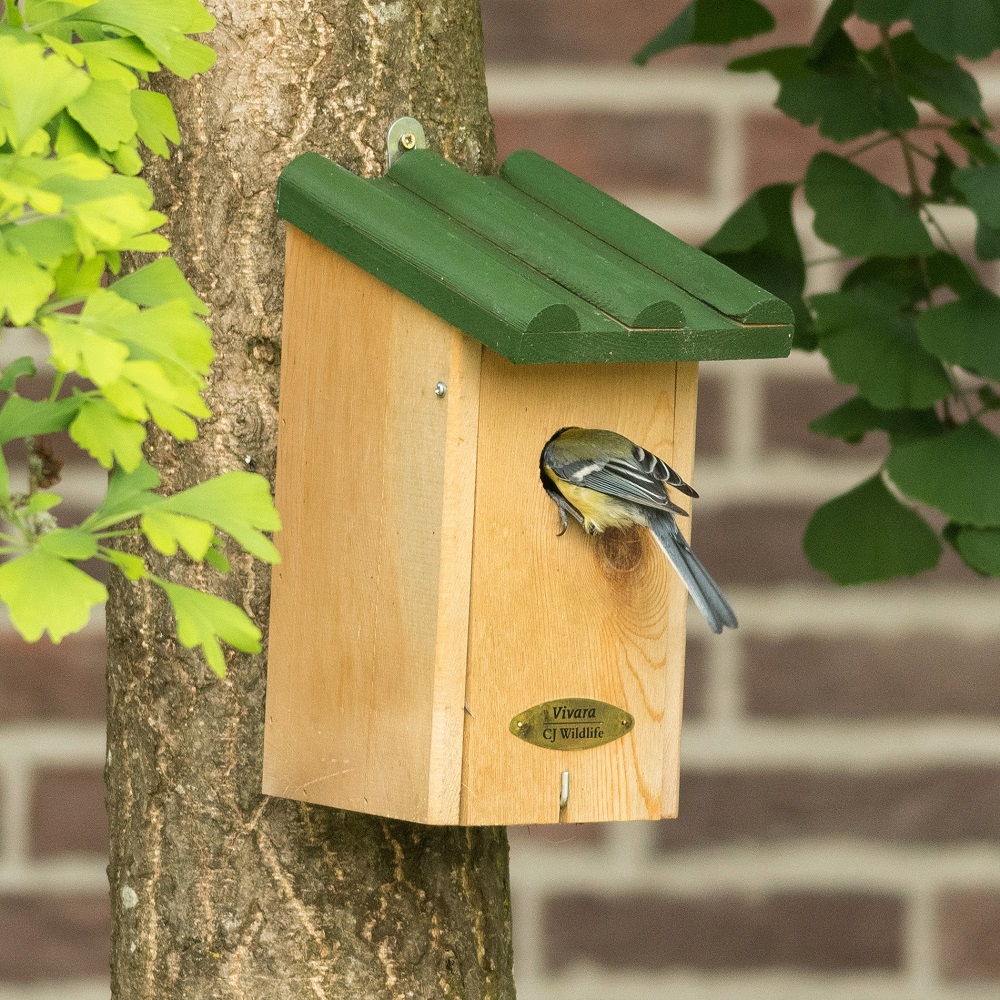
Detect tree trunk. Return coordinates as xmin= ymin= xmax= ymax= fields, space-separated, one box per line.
xmin=105 ymin=3 xmax=512 ymax=997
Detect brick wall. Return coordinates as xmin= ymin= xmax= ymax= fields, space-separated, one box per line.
xmin=487 ymin=3 xmax=1000 ymax=998
xmin=3 ymin=2 xmax=1000 ymax=997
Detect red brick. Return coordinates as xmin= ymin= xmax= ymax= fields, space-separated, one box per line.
xmin=658 ymin=769 xmax=1000 ymax=849
xmin=763 ymin=375 xmax=885 ymax=460
xmin=0 ymin=894 xmax=110 ymax=980
xmin=694 ymin=374 xmax=726 ymax=458
xmin=482 ymin=0 xmax=816 ymax=66
xmin=493 ymin=110 xmax=714 ymax=194
xmin=31 ymin=767 xmax=107 ymax=858
xmin=682 ymin=635 xmax=709 ymax=719
xmin=938 ymin=891 xmax=1000 ymax=981
xmin=544 ymin=891 xmax=903 ymax=971
xmin=0 ymin=630 xmax=106 ymax=722
xmin=745 ymin=635 xmax=1000 ymax=718
xmin=744 ymin=108 xmax=968 ymax=200
xmin=692 ymin=501 xmax=827 ymax=586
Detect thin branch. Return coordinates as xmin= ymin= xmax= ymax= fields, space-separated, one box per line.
xmin=845 ymin=133 xmax=895 ymax=160
xmin=902 ymin=138 xmax=936 ymax=163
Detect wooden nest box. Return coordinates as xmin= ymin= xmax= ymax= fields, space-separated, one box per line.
xmin=263 ymin=144 xmax=792 ymax=826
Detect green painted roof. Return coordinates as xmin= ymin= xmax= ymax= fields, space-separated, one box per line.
xmin=276 ymin=149 xmax=793 ymax=364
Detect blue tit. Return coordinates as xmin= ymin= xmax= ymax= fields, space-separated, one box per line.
xmin=540 ymin=426 xmax=738 ymax=634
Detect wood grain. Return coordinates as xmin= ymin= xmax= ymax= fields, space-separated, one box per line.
xmin=263 ymin=226 xmax=477 ymax=824
xmin=461 ymin=357 xmax=697 ymax=824
xmin=660 ymin=361 xmax=698 ymax=818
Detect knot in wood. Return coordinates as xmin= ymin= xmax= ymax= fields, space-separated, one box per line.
xmin=595 ymin=525 xmax=644 ymax=575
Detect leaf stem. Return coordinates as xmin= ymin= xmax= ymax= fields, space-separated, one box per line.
xmin=846 ymin=133 xmax=894 ymax=160
xmin=38 ymin=297 xmax=86 ymax=316
xmin=901 ymin=138 xmax=936 ymax=164
xmin=48 ymin=372 xmax=65 ymax=403
xmin=878 ymin=27 xmax=924 ymax=204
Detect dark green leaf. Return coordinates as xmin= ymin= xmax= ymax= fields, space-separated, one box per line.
xmin=810 ymin=396 xmax=942 ymax=445
xmin=975 ymin=219 xmax=1000 ymax=261
xmin=633 ymin=0 xmax=774 ymax=65
xmin=0 ymin=395 xmax=82 ymax=443
xmin=953 ymin=165 xmax=1000 ymax=227
xmin=0 ymin=357 xmax=37 ymax=393
xmin=728 ymin=45 xmax=807 ymax=78
xmin=778 ymin=65 xmax=917 ymax=142
xmin=924 ymin=254 xmax=980 ymax=297
xmin=909 ymin=0 xmax=1000 ymax=60
xmin=702 ymin=183 xmax=813 ymax=348
xmin=945 ymin=522 xmax=1000 ymax=575
xmin=887 ymin=420 xmax=1000 ymax=526
xmin=804 ymin=474 xmax=941 ymax=583
xmin=842 ymin=253 xmax=978 ymax=302
xmin=812 ymin=288 xmax=951 ymax=408
xmin=854 ymin=0 xmax=911 ymax=23
xmin=805 ymin=152 xmax=935 ymax=257
xmin=947 ymin=122 xmax=1000 ymax=166
xmin=882 ymin=32 xmax=985 ymax=120
xmin=929 ymin=147 xmax=964 ymax=205
xmin=807 ymin=0 xmax=855 ymax=63
xmin=916 ymin=287 xmax=1000 ymax=380
xmin=979 ymin=384 xmax=1000 ymax=410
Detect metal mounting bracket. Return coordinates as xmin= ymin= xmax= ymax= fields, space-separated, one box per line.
xmin=387 ymin=117 xmax=427 ymax=169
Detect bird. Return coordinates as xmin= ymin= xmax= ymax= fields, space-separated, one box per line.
xmin=539 ymin=426 xmax=738 ymax=634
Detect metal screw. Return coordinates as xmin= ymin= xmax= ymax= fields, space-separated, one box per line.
xmin=400 ymin=132 xmax=417 ymax=150
xmin=434 ymin=381 xmax=447 ymax=397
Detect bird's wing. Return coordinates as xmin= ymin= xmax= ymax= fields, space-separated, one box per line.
xmin=634 ymin=445 xmax=698 ymax=499
xmin=553 ymin=452 xmax=690 ymax=516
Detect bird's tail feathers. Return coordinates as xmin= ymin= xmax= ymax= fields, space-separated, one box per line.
xmin=647 ymin=511 xmax=738 ymax=634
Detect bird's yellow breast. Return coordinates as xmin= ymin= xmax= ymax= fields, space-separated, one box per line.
xmin=545 ymin=473 xmax=642 ymax=533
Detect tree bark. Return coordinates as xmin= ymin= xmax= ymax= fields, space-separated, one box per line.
xmin=105 ymin=3 xmax=512 ymax=997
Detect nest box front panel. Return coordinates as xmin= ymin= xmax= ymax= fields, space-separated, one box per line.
xmin=460 ymin=355 xmax=698 ymax=825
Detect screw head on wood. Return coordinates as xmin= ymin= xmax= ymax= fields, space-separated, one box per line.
xmin=434 ymin=381 xmax=447 ymax=397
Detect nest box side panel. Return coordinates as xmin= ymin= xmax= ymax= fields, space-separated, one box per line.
xmin=263 ymin=226 xmax=479 ymax=824
xmin=660 ymin=360 xmax=697 ymax=819
xmin=460 ymin=358 xmax=696 ymax=825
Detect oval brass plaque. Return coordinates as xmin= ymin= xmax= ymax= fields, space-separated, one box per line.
xmin=509 ymin=698 xmax=634 ymax=751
